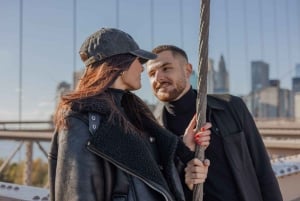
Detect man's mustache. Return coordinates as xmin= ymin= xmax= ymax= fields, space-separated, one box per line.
xmin=155 ymin=81 xmax=172 ymax=90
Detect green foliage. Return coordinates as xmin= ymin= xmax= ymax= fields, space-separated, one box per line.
xmin=0 ymin=158 xmax=48 ymax=187
xmin=31 ymin=158 xmax=48 ymax=187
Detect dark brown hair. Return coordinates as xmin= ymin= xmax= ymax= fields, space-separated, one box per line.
xmin=54 ymin=53 xmax=157 ymax=133
xmin=152 ymin=44 xmax=189 ymax=61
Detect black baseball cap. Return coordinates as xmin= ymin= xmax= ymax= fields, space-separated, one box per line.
xmin=79 ymin=28 xmax=157 ymax=66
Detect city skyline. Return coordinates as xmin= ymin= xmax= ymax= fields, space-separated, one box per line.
xmin=0 ymin=0 xmax=300 ymax=120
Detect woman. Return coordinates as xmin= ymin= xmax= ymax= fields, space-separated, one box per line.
xmin=49 ymin=28 xmax=210 ymax=201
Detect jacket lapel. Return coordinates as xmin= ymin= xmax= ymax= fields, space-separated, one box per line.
xmin=88 ymin=118 xmax=178 ymax=191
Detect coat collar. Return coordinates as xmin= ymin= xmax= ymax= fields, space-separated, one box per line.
xmin=154 ymin=89 xmax=228 ymax=126
xmin=207 ymin=93 xmax=233 ymax=111
xmin=88 ymin=116 xmax=179 ymax=192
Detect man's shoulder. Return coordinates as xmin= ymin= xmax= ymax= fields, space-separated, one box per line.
xmin=207 ymin=93 xmax=243 ymax=106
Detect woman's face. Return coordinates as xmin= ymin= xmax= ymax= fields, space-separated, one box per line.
xmin=119 ymin=58 xmax=144 ymax=91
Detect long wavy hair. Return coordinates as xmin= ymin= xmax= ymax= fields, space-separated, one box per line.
xmin=54 ymin=53 xmax=157 ymax=133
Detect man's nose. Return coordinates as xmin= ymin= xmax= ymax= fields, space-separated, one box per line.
xmin=154 ymin=71 xmax=163 ymax=81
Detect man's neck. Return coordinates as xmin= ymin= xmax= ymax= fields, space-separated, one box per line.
xmin=164 ymin=86 xmax=196 ymax=115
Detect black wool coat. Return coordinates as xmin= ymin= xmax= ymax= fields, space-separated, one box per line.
xmin=155 ymin=93 xmax=283 ymax=201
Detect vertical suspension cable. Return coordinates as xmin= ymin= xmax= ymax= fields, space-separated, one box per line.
xmin=273 ymin=0 xmax=279 ymax=78
xmin=193 ymin=0 xmax=210 ymax=200
xmin=224 ymin=0 xmax=231 ymax=76
xmin=19 ymin=0 xmax=23 ymax=125
xmin=179 ymin=0 xmax=184 ymax=48
xmin=116 ymin=0 xmax=119 ymax=28
xmin=243 ymin=0 xmax=249 ymax=92
xmin=73 ymin=0 xmax=77 ymax=89
xmin=150 ymin=0 xmax=156 ymax=103
xmin=278 ymin=0 xmax=293 ymax=82
xmin=258 ymin=0 xmax=264 ymax=60
xmin=298 ymin=1 xmax=300 ymax=64
xmin=298 ymin=1 xmax=300 ymax=63
xmin=285 ymin=0 xmax=291 ymax=79
xmin=150 ymin=0 xmax=154 ymax=48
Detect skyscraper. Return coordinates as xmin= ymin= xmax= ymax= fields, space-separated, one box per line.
xmin=189 ymin=58 xmax=215 ymax=94
xmin=214 ymin=55 xmax=229 ymax=93
xmin=292 ymin=78 xmax=300 ymax=93
xmin=251 ymin=61 xmax=269 ymax=92
xmin=292 ymin=64 xmax=300 ymax=93
xmin=207 ymin=58 xmax=214 ymax=93
xmin=296 ymin=64 xmax=300 ymax=77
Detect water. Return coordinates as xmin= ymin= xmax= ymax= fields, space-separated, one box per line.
xmin=0 ymin=140 xmax=50 ymax=163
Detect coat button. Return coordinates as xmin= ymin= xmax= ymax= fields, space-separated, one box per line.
xmin=149 ymin=137 xmax=155 ymax=143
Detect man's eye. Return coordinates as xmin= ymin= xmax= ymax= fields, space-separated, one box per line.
xmin=148 ymin=72 xmax=155 ymax=77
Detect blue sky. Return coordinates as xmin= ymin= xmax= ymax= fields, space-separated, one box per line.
xmin=0 ymin=0 xmax=299 ymax=120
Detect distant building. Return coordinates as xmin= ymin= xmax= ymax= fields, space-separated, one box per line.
xmin=295 ymin=93 xmax=300 ymax=120
xmin=251 ymin=61 xmax=269 ymax=91
xmin=190 ymin=70 xmax=197 ymax=89
xmin=243 ymin=85 xmax=292 ymax=119
xmin=296 ymin=64 xmax=300 ymax=77
xmin=269 ymin=79 xmax=280 ymax=87
xmin=292 ymin=77 xmax=300 ymax=93
xmin=292 ymin=66 xmax=300 ymax=120
xmin=55 ymin=81 xmax=71 ymax=107
xmin=207 ymin=58 xmax=214 ymax=93
xmin=214 ymin=55 xmax=229 ymax=93
xmin=190 ymin=58 xmax=215 ymax=94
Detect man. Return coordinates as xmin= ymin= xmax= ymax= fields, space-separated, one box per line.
xmin=146 ymin=45 xmax=283 ymax=201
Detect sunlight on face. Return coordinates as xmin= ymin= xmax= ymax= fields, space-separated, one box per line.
xmin=121 ymin=58 xmax=144 ymax=91
xmin=146 ymin=51 xmax=189 ymax=102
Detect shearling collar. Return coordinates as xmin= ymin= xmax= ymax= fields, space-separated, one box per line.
xmin=70 ymin=90 xmax=185 ymax=200
xmin=88 ymin=117 xmax=178 ymax=186
xmin=70 ymin=88 xmax=126 ymax=115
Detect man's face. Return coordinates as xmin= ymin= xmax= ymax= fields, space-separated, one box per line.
xmin=146 ymin=50 xmax=191 ymax=102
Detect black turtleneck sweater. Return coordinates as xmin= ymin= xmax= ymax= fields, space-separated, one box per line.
xmin=164 ymin=87 xmax=197 ymax=137
xmin=163 ymin=87 xmax=241 ymax=201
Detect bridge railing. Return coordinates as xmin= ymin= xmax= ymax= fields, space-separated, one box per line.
xmin=255 ymin=121 xmax=300 ymax=138
xmin=0 ymin=121 xmax=54 ymax=141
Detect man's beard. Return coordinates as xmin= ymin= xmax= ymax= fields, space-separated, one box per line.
xmin=155 ymin=78 xmax=186 ymax=102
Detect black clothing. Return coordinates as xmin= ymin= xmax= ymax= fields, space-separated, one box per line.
xmin=204 ymin=115 xmax=242 ymax=201
xmin=162 ymin=88 xmax=240 ymax=201
xmin=49 ymin=89 xmax=194 ymax=201
xmin=164 ymin=88 xmax=197 ymax=137
xmin=155 ymin=87 xmax=283 ymax=201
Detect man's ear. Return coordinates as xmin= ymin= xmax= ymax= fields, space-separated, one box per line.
xmin=185 ymin=63 xmax=193 ymax=78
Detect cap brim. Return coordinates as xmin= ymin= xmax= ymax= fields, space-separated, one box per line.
xmin=130 ymin=49 xmax=157 ymax=61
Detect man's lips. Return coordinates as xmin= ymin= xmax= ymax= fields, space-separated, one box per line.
xmin=155 ymin=82 xmax=171 ymax=91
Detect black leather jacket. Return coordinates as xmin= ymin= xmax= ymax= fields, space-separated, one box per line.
xmin=49 ymin=90 xmax=194 ymax=201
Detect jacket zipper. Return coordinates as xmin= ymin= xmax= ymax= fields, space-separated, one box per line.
xmin=87 ymin=143 xmax=175 ymax=201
